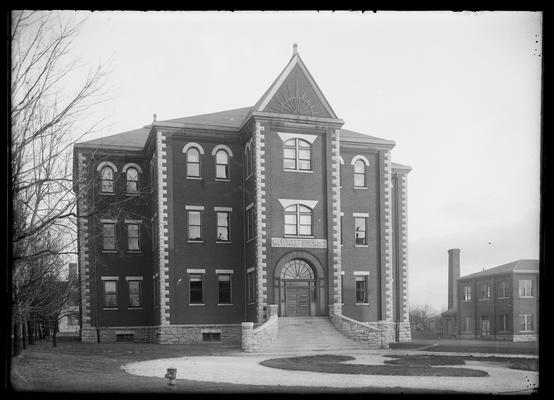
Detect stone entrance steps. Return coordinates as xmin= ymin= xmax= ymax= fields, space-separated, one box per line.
xmin=260 ymin=317 xmax=366 ymax=353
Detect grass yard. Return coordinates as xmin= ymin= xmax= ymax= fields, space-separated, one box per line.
xmin=382 ymin=354 xmax=538 ymax=371
xmin=9 ymin=337 xmax=460 ymax=393
xmin=259 ymin=354 xmax=489 ymax=377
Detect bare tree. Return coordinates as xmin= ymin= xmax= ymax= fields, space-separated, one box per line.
xmin=409 ymin=304 xmax=441 ymax=333
xmin=10 ymin=10 xmax=107 ymax=355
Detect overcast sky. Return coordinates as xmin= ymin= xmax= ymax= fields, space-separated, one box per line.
xmin=59 ymin=11 xmax=542 ymax=311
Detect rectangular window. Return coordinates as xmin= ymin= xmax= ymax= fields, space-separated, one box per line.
xmin=497 ymin=314 xmax=510 ymax=332
xmin=480 ymin=315 xmax=490 ymax=336
xmin=202 ymin=332 xmax=221 ymax=342
xmin=498 ymin=281 xmax=509 ymax=298
xmin=189 ymin=274 xmax=203 ymax=304
xmin=354 ymin=217 xmax=367 ymax=245
xmin=127 ymin=223 xmax=140 ymax=251
xmin=188 ymin=211 xmax=202 ymax=241
xmin=463 ymin=316 xmax=472 ymax=332
xmin=153 ymin=276 xmax=159 ymax=307
xmin=103 ymin=280 xmax=118 ymax=308
xmin=518 ymin=279 xmax=533 ymax=297
xmin=218 ymin=274 xmax=232 ymax=304
xmin=217 ymin=212 xmax=230 ymax=242
xmin=480 ymin=283 xmax=491 ymax=299
xmin=246 ymin=207 xmax=255 ymax=240
xmin=283 ymin=139 xmax=311 ymax=171
xmin=103 ymin=223 xmax=116 ymax=250
xmin=355 ymin=276 xmax=367 ymax=303
xmin=247 ymin=270 xmax=256 ymax=303
xmin=463 ymin=286 xmax=472 ymax=301
xmin=519 ymin=314 xmax=533 ymax=332
xmin=128 ymin=280 xmax=142 ymax=307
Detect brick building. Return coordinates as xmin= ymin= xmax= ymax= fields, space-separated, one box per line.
xmin=441 ymin=249 xmax=539 ymax=342
xmin=73 ymin=45 xmax=412 ymax=344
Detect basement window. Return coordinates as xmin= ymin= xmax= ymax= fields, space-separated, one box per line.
xmin=116 ymin=333 xmax=134 ymax=342
xmin=202 ymin=332 xmax=221 ymax=342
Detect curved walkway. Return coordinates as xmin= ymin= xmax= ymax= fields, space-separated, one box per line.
xmin=122 ymin=349 xmax=538 ymax=393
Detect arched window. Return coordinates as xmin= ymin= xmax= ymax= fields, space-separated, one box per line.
xmin=281 ymin=259 xmax=314 ymax=280
xmin=215 ymin=149 xmax=229 ymax=179
xmin=187 ymin=147 xmax=201 ymax=178
xmin=284 ymin=204 xmax=312 ymax=236
xmin=283 ymin=138 xmax=311 ymax=171
xmin=126 ymin=167 xmax=139 ymax=193
xmin=354 ymin=159 xmax=366 ymax=188
xmin=101 ymin=166 xmax=114 ymax=193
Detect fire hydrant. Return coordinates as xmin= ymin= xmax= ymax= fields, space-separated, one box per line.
xmin=165 ymin=367 xmax=177 ymax=387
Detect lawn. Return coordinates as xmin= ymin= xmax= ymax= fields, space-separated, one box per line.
xmin=259 ymin=354 xmax=489 ymax=377
xmin=389 ymin=339 xmax=538 ymax=355
xmin=382 ymin=354 xmax=538 ymax=371
xmin=9 ymin=336 xmax=460 ymax=393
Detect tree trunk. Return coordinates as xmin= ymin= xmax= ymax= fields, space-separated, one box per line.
xmin=52 ymin=322 xmax=58 ymax=347
xmin=21 ymin=317 xmax=27 ymax=350
xmin=28 ymin=320 xmax=35 ymax=345
xmin=13 ymin=318 xmax=22 ymax=356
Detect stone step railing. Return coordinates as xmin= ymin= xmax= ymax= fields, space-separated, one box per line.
xmin=241 ymin=304 xmax=278 ymax=352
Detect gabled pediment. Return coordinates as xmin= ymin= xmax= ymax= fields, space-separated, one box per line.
xmin=254 ymin=47 xmax=338 ymax=119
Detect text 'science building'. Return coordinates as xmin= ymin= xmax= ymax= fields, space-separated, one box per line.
xmin=73 ymin=46 xmax=412 ymax=345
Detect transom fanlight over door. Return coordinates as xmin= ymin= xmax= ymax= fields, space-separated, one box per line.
xmin=281 ymin=259 xmax=314 ymax=280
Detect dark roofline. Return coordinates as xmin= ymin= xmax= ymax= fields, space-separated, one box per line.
xmin=459 ymin=259 xmax=539 ymax=280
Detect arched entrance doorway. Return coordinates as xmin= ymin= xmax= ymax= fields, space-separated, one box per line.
xmin=279 ymin=259 xmax=316 ymax=317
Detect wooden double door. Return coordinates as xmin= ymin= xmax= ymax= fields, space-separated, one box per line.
xmin=284 ymin=281 xmax=312 ymax=317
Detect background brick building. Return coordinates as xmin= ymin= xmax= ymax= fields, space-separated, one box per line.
xmin=441 ymin=249 xmax=539 ymax=342
xmin=73 ymin=46 xmax=412 ymax=344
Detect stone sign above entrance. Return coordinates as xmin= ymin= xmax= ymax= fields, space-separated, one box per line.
xmin=271 ymin=238 xmax=328 ymax=248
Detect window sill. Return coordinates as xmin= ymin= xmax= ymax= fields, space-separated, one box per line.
xmin=100 ymin=192 xmax=116 ymax=196
xmin=102 ymin=250 xmax=118 ymax=254
xmin=283 ymin=169 xmax=313 ymax=173
xmin=354 ymin=244 xmax=369 ymax=248
xmin=520 ymin=330 xmax=535 ymax=333
xmin=129 ymin=307 xmax=143 ymax=310
xmin=103 ymin=307 xmax=119 ymax=311
xmin=354 ymin=186 xmax=368 ymax=190
xmin=187 ymin=240 xmax=204 ymax=244
xmin=186 ymin=177 xmax=202 ymax=180
xmin=215 ymin=178 xmax=231 ymax=182
xmin=217 ymin=304 xmax=234 ymax=306
xmin=519 ymin=296 xmax=534 ymax=299
xmin=284 ymin=235 xmax=315 ymax=239
xmin=497 ymin=330 xmax=511 ymax=333
xmin=216 ymin=241 xmax=232 ymax=244
xmin=462 ymin=300 xmax=472 ymax=302
xmin=497 ymin=297 xmax=509 ymax=299
xmin=355 ymin=303 xmax=369 ymax=306
xmin=189 ymin=303 xmax=206 ymax=306
xmin=479 ymin=298 xmax=491 ymax=301
xmin=127 ymin=251 xmax=142 ymax=254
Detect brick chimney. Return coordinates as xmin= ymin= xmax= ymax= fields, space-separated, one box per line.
xmin=448 ymin=249 xmax=460 ymax=310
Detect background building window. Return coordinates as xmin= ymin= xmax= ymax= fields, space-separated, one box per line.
xmin=480 ymin=315 xmax=490 ymax=336
xmin=246 ymin=207 xmax=255 ymax=240
xmin=186 ymin=147 xmax=201 ymax=177
xmin=353 ymin=160 xmax=366 ymax=187
xmin=103 ymin=223 xmax=116 ymax=250
xmin=215 ymin=150 xmax=229 ymax=179
xmin=188 ymin=211 xmax=202 ymax=241
xmin=463 ymin=286 xmax=472 ymax=301
xmin=189 ymin=274 xmax=203 ymax=304
xmin=498 ymin=281 xmax=509 ymax=298
xmin=355 ymin=276 xmax=367 ymax=303
xmin=480 ymin=283 xmax=491 ymax=299
xmin=463 ymin=316 xmax=472 ymax=332
xmin=101 ymin=166 xmax=114 ymax=193
xmin=518 ymin=279 xmax=533 ymax=297
xmin=126 ymin=167 xmax=139 ymax=193
xmin=127 ymin=224 xmax=140 ymax=251
xmin=497 ymin=314 xmax=510 ymax=332
xmin=103 ymin=280 xmax=118 ymax=307
xmin=519 ymin=314 xmax=533 ymax=332
xmin=284 ymin=204 xmax=312 ymax=236
xmin=247 ymin=270 xmax=256 ymax=303
xmin=283 ymin=138 xmax=311 ymax=171
xmin=217 ymin=212 xmax=230 ymax=242
xmin=128 ymin=280 xmax=142 ymax=307
xmin=218 ymin=274 xmax=232 ymax=304
xmin=354 ymin=217 xmax=367 ymax=245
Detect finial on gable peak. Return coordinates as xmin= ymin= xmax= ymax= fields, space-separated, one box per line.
xmin=293 ymin=43 xmax=298 ymax=55
xmin=153 ymin=113 xmax=157 ymax=123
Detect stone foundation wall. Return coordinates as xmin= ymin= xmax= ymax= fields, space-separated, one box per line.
xmin=397 ymin=321 xmax=412 ymax=342
xmin=156 ymin=324 xmax=242 ymax=344
xmin=513 ymin=334 xmax=538 ymax=342
xmin=81 ymin=327 xmax=98 ymax=343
